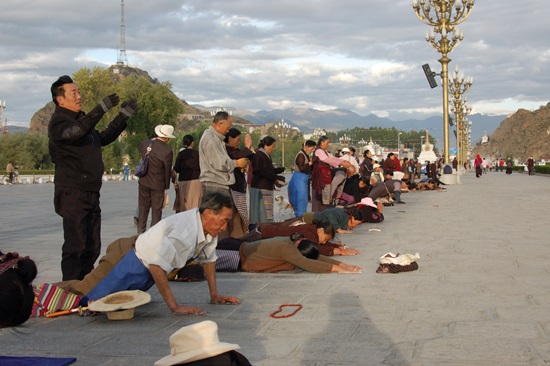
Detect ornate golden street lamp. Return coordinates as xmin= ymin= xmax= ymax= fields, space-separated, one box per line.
xmin=413 ymin=0 xmax=475 ymax=164
xmin=274 ymin=119 xmax=291 ymax=167
xmin=449 ymin=65 xmax=473 ymax=166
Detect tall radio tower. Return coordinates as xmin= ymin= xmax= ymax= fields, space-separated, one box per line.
xmin=117 ymin=0 xmax=128 ymax=66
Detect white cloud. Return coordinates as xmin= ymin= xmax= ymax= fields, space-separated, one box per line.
xmin=0 ymin=0 xmax=549 ymax=126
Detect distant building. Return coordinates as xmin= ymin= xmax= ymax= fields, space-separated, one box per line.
xmin=182 ymin=114 xmax=207 ymax=122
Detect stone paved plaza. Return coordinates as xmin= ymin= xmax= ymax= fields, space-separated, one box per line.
xmin=1 ymin=171 xmax=549 ymax=365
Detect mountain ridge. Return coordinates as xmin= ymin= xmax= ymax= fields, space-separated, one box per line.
xmin=193 ymin=104 xmax=506 ymax=148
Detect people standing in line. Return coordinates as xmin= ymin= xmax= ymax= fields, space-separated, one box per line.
xmin=407 ymin=159 xmax=417 ymax=183
xmin=401 ymin=157 xmax=409 ymax=173
xmin=199 ymin=112 xmax=249 ymax=238
xmin=452 ymin=157 xmax=458 ymax=171
xmin=122 ymin=163 xmax=130 ymax=181
xmin=499 ymin=159 xmax=505 ymax=172
xmin=6 ymin=161 xmax=15 ymax=184
xmin=505 ymin=159 xmax=513 ymax=175
xmin=482 ymin=158 xmax=489 ymax=174
xmin=310 ymin=136 xmax=350 ymax=212
xmin=199 ymin=112 xmax=249 ymax=195
xmin=349 ymin=147 xmax=360 ymax=166
xmin=137 ymin=124 xmax=175 ymax=233
xmin=393 ymin=154 xmax=401 ymax=172
xmin=372 ymin=163 xmax=385 ymax=183
xmin=224 ymin=128 xmax=255 ymax=237
xmin=474 ymin=154 xmax=483 ymax=178
xmin=249 ymin=136 xmax=286 ymax=224
xmin=416 ymin=161 xmax=423 ymax=177
xmin=288 ymin=140 xmax=316 ymax=217
xmin=527 ymin=156 xmax=535 ymax=176
xmin=359 ymin=149 xmax=374 ymax=180
xmin=383 ymin=153 xmax=397 ymax=175
xmin=173 ymin=134 xmax=202 ymax=213
xmin=48 ymin=75 xmax=137 ymax=281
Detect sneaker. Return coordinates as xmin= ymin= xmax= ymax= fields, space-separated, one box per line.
xmin=397 ymin=201 xmax=406 ymax=204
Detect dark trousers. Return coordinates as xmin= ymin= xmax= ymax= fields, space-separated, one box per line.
xmin=138 ymin=184 xmax=165 ymax=233
xmin=54 ymin=186 xmax=101 ymax=281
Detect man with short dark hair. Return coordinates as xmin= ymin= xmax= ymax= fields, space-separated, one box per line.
xmin=48 ymin=75 xmax=138 ymax=281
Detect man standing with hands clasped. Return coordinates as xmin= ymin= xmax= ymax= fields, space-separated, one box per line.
xmin=48 ymin=75 xmax=138 ymax=281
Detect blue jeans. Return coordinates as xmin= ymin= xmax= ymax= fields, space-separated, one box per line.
xmin=393 ymin=190 xmax=402 ymax=203
xmin=82 ymin=249 xmax=155 ymax=305
xmin=288 ymin=172 xmax=309 ymax=217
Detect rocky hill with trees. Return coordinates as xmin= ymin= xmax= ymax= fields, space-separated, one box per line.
xmin=473 ymin=102 xmax=550 ymax=161
xmin=29 ymin=66 xmax=250 ymax=134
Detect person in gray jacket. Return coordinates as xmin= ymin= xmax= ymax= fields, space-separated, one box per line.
xmin=199 ymin=112 xmax=249 ymax=238
xmin=199 ymin=112 xmax=249 ymax=193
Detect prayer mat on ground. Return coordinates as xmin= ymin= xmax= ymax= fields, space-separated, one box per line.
xmin=0 ymin=356 xmax=76 ymax=366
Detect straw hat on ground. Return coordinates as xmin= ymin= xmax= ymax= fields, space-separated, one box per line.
xmin=155 ymin=321 xmax=240 ymax=366
xmin=88 ymin=290 xmax=151 ymax=320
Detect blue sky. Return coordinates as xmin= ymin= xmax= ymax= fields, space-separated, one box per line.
xmin=0 ymin=0 xmax=548 ymax=127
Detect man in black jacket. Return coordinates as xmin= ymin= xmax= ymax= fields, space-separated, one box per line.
xmin=48 ymin=75 xmax=138 ymax=281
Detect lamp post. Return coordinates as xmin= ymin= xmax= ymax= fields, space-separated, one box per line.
xmin=465 ymin=119 xmax=472 ymax=164
xmin=397 ymin=132 xmax=402 ymax=158
xmin=274 ymin=119 xmax=291 ymax=167
xmin=413 ymin=0 xmax=475 ymax=164
xmin=449 ymin=65 xmax=473 ymax=166
xmin=0 ymin=100 xmax=6 ymax=135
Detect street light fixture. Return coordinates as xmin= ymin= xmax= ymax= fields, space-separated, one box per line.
xmin=449 ymin=65 xmax=473 ymax=166
xmin=274 ymin=119 xmax=291 ymax=167
xmin=0 ymin=100 xmax=6 ymax=135
xmin=397 ymin=132 xmax=403 ymax=158
xmin=413 ymin=0 xmax=475 ymax=165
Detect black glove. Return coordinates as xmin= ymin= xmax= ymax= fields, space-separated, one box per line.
xmin=120 ymin=99 xmax=138 ymax=119
xmin=99 ymin=93 xmax=120 ymax=112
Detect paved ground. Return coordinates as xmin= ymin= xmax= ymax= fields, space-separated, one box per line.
xmin=1 ymin=170 xmax=549 ymax=365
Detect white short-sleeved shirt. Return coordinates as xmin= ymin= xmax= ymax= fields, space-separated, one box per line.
xmin=134 ymin=208 xmax=218 ymax=273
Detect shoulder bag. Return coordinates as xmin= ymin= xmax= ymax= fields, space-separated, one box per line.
xmin=134 ymin=140 xmax=153 ymax=177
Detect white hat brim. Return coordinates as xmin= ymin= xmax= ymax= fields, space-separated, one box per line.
xmin=155 ymin=125 xmax=176 ymax=139
xmin=88 ymin=290 xmax=151 ymax=312
xmin=154 ymin=342 xmax=240 ymax=366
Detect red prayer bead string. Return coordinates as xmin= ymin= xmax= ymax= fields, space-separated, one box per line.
xmin=269 ymin=304 xmax=303 ymax=318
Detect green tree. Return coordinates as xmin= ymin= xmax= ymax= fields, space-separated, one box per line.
xmin=71 ymin=66 xmax=184 ymax=170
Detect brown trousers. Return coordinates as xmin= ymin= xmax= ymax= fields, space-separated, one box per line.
xmin=56 ymin=236 xmax=138 ymax=297
xmin=138 ymin=185 xmax=165 ymax=233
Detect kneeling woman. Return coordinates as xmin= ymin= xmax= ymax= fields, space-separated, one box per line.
xmin=216 ymin=234 xmax=363 ymax=273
